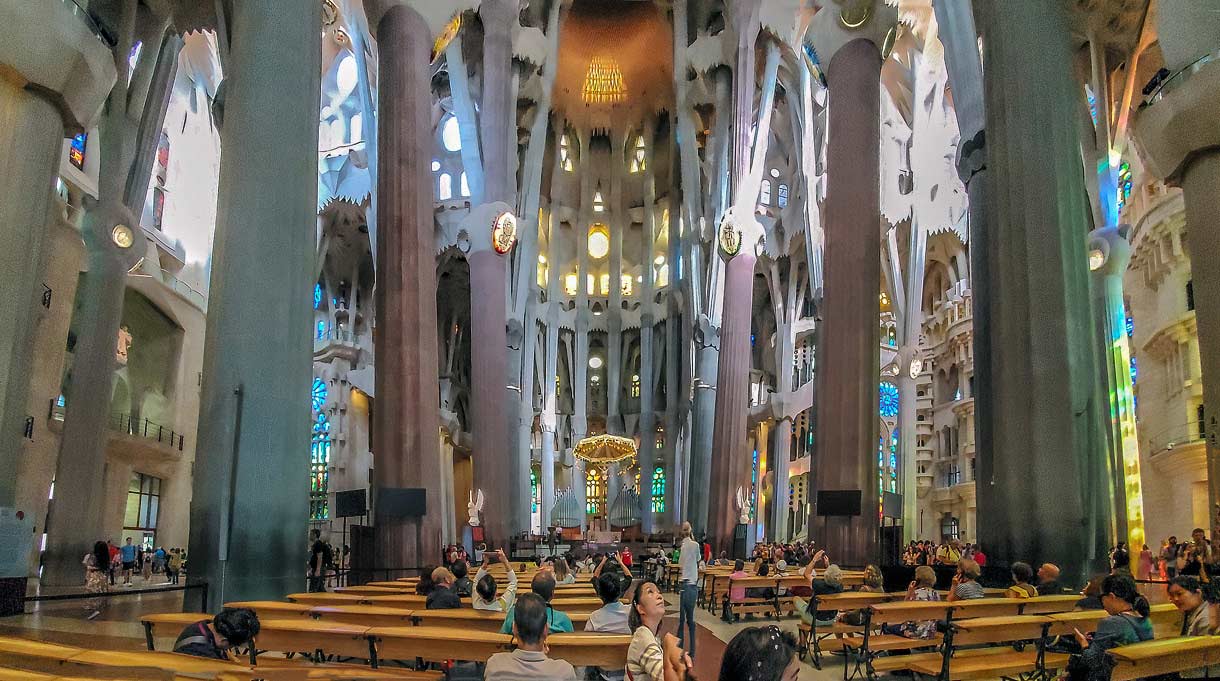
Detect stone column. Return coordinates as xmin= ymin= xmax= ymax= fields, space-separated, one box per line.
xmin=181 ymin=0 xmax=321 ymax=606
xmin=1130 ymin=10 xmax=1220 ymax=544
xmin=369 ymin=4 xmax=443 ymax=573
xmin=607 ymin=136 xmax=625 ymax=431
xmin=973 ymin=0 xmax=1109 ymax=584
xmin=638 ymin=170 xmax=657 ymax=533
xmin=0 ymin=87 xmax=68 ymax=508
xmin=813 ymin=38 xmax=883 ymax=569
xmin=540 ymin=310 xmax=559 ymax=532
xmin=707 ymin=219 xmax=762 ymax=556
xmin=770 ymin=417 xmax=792 ymax=541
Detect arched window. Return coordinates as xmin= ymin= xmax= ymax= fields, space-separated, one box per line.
xmin=313 ymin=283 xmax=323 ymax=310
xmin=879 ymin=381 xmax=899 ymax=418
xmin=631 ymin=374 xmax=641 ymax=398
xmin=586 ymin=468 xmax=605 ymax=515
xmin=651 ymin=466 xmax=665 ymax=513
xmin=438 ymin=173 xmax=452 ymax=200
xmin=760 ymin=179 xmax=772 ymax=205
xmin=459 ymin=172 xmax=470 ymax=197
xmin=630 ymin=135 xmax=646 ymax=173
xmin=593 ymin=191 xmax=606 ymax=213
xmin=441 ymin=115 xmax=462 ymax=152
xmin=560 ymin=134 xmax=574 ymax=172
xmin=531 ymin=468 xmax=540 ymax=513
xmin=310 ymin=376 xmax=331 ymax=521
xmin=777 ymin=183 xmax=789 ymax=208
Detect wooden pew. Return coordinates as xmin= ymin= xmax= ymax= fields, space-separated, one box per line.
xmin=840 ymin=601 xmax=949 ymax=679
xmin=547 ymin=633 xmax=633 ymax=668
xmin=369 ymin=626 xmax=511 ymax=664
xmin=1017 ymin=594 xmax=1082 ymax=614
xmin=904 ymin=615 xmax=1071 ymax=681
xmin=721 ymin=576 xmax=794 ymax=621
xmin=287 ymin=593 xmax=370 ymax=607
xmin=797 ymin=591 xmax=896 ymax=669
xmin=333 ymin=586 xmax=411 ymax=596
xmin=1109 ymin=636 xmax=1220 ymax=681
xmin=309 ymin=606 xmax=416 ymax=628
xmin=226 ymin=601 xmax=316 ymax=618
xmin=1044 ymin=602 xmax=1178 ymax=637
xmin=139 ymin=612 xmax=213 ymax=651
xmin=407 ymin=608 xmax=592 ymax=632
xmin=249 ymin=619 xmax=375 ymax=664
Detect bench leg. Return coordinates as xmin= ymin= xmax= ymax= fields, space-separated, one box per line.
xmin=142 ymin=622 xmax=155 ymax=651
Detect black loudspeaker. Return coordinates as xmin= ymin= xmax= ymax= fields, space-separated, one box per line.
xmin=879 ymin=525 xmax=903 ymax=567
xmin=376 ymin=487 xmax=427 ymax=518
xmin=732 ymin=524 xmax=748 ymax=560
xmin=348 ymin=525 xmax=375 ymax=586
xmin=816 ymin=490 xmax=862 ymax=516
xmin=335 ymin=489 xmax=367 ymax=518
xmin=881 ymin=492 xmax=902 ymax=519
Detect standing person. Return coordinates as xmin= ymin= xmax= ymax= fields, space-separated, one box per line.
xmin=307 ymin=529 xmax=331 ymax=592
xmin=1136 ymin=544 xmax=1154 ymax=581
xmin=119 ymin=537 xmax=137 ymax=586
xmin=972 ymin=544 xmax=988 ymax=568
xmin=1163 ymin=536 xmax=1180 ymax=579
xmin=107 ymin=540 xmax=119 ymax=585
xmin=82 ymin=541 xmax=109 ymax=620
xmin=1110 ymin=542 xmax=1130 ymax=572
xmin=935 ymin=540 xmax=962 ymax=566
xmin=484 ymin=594 xmax=577 ymax=681
xmin=1182 ymin=529 xmax=1213 ymax=577
xmin=620 ymin=546 xmax=633 ymax=574
xmin=676 ymin=521 xmax=701 ymax=658
xmin=701 ymin=535 xmax=712 ymax=565
xmin=141 ymin=548 xmax=154 ymax=582
xmin=168 ymin=548 xmax=182 ymax=585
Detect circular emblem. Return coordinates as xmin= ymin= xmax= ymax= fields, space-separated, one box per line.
xmin=719 ymin=220 xmax=742 ymax=257
xmin=909 ymin=357 xmax=923 ymax=379
xmin=111 ymin=224 xmax=134 ymax=249
xmin=492 ymin=211 xmax=517 ymax=254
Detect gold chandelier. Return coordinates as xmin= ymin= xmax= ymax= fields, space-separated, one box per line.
xmin=582 ymin=57 xmax=627 ymax=105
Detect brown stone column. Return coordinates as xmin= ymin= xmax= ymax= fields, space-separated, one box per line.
xmin=373 ymin=4 xmax=443 ymax=569
xmin=468 ymin=246 xmax=512 ymax=544
xmin=709 ymin=247 xmax=757 ymax=555
xmin=814 ymin=38 xmax=882 ymax=569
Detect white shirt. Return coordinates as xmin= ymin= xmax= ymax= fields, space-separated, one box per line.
xmin=679 ymin=537 xmax=700 ymax=584
xmin=472 ymin=565 xmax=518 ymax=611
xmin=585 ymin=601 xmax=630 ymax=634
xmin=625 ymin=626 xmax=664 ymax=681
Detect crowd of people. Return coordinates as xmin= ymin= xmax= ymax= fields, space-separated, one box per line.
xmin=1133 ymin=528 xmax=1220 ymax=581
xmin=81 ymin=537 xmax=186 ymax=619
xmin=900 ymin=538 xmax=987 ymax=567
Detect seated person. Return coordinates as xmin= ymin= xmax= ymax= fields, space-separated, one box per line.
xmin=585 ymin=571 xmax=630 ymax=681
xmin=840 ymin=565 xmax=884 ymax=625
xmin=593 ymin=551 xmax=633 ymax=600
xmin=1005 ymin=561 xmax=1039 ymax=598
xmin=552 ymin=556 xmax=576 ymax=585
xmin=500 ymin=571 xmax=574 ymax=633
xmin=936 ymin=540 xmax=963 ymax=566
xmin=883 ymin=565 xmax=942 ymax=639
xmin=718 ymin=626 xmax=800 ymax=681
xmin=1075 ymin=575 xmax=1106 ymax=610
xmin=794 ymin=564 xmax=845 ymax=625
xmin=452 ymin=559 xmax=472 ymax=597
xmin=426 ymin=566 xmax=462 ymax=609
xmin=473 ymin=549 xmax=519 ymax=611
xmin=947 ymin=558 xmax=985 ymax=601
xmin=174 ymin=607 xmax=260 ymax=660
xmin=486 ymin=593 xmax=577 ymax=681
xmin=1167 ymin=575 xmax=1212 ymax=635
xmin=1037 ymin=562 xmax=1067 ymax=595
xmin=414 ymin=565 xmax=436 ymax=596
xmin=745 ymin=560 xmax=775 ymax=600
xmin=1069 ymin=574 xmax=1153 ymax=681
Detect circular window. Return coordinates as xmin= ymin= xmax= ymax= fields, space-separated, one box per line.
xmin=588 ymin=224 xmax=609 ymax=259
xmin=441 ymin=115 xmax=462 ymax=152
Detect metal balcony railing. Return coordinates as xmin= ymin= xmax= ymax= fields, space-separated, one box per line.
xmin=1146 ymin=420 xmax=1206 ymax=456
xmin=50 ymin=399 xmax=185 ymax=451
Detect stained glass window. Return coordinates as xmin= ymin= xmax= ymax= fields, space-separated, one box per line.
xmin=312 ymin=377 xmax=328 ymax=411
xmin=586 ymin=468 xmax=605 ymax=515
xmin=777 ymin=183 xmax=789 ymax=208
xmin=631 ymin=374 xmax=641 ymax=398
xmin=879 ymin=382 xmax=899 ymax=418
xmin=531 ymin=469 xmax=539 ymax=513
xmin=438 ymin=173 xmax=452 ymax=200
xmin=630 ymin=136 xmax=646 ymax=173
xmin=69 ymin=133 xmax=87 ymax=170
xmin=1117 ymin=161 xmax=1133 ymax=213
xmin=441 ymin=116 xmax=462 ymax=152
xmin=1130 ymin=357 xmax=1137 ymax=384
xmin=310 ymin=411 xmax=331 ymax=520
xmin=760 ymin=179 xmax=772 ymax=205
xmin=651 ymin=466 xmax=665 ymax=513
xmin=560 ymin=134 xmax=574 ymax=172
xmin=314 ymin=283 xmax=323 ymax=310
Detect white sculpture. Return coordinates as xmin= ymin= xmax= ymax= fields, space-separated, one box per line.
xmin=467 ymin=489 xmax=484 ymax=527
xmin=735 ymin=486 xmax=750 ymax=525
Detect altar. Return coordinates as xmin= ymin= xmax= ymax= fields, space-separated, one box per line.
xmin=587 ymin=530 xmax=621 ymax=544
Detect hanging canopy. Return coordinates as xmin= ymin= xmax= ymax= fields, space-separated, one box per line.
xmin=572 ymin=434 xmax=637 ymax=466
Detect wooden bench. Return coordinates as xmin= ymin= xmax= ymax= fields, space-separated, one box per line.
xmin=797 ymin=591 xmax=896 ymax=669
xmin=407 ymin=607 xmax=592 ymax=632
xmin=1044 ymin=602 xmax=1178 ymax=637
xmin=310 ymin=606 xmax=416 ymax=628
xmin=722 ymin=576 xmax=791 ymax=621
xmin=333 ymin=586 xmax=413 ymax=596
xmin=287 ymin=593 xmax=370 ymax=607
xmin=250 ymin=619 xmax=375 ymax=664
xmin=907 ymin=615 xmax=1069 ymax=681
xmin=368 ymin=626 xmax=511 ymax=664
xmin=226 ymin=601 xmax=317 ymax=617
xmin=1108 ymin=636 xmax=1220 ymax=681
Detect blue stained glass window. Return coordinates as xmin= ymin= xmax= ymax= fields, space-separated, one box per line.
xmin=879 ymin=382 xmax=899 ymax=418
xmin=310 ymin=411 xmax=331 ymax=520
xmin=314 ymin=283 xmax=322 ymax=309
xmin=1118 ymin=161 xmax=1133 ymax=212
xmin=531 ymin=470 xmax=539 ymax=513
xmin=1130 ymin=357 xmax=1137 ymax=383
xmin=316 ymin=320 xmax=326 ymax=340
xmin=1125 ymin=315 xmax=1134 ymax=338
xmin=69 ymin=133 xmax=87 ymax=170
xmin=312 ymin=377 xmax=328 ymax=411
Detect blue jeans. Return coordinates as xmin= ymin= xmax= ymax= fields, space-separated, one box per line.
xmin=678 ymin=582 xmax=698 ymax=657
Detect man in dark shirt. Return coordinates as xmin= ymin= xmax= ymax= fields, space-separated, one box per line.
xmin=452 ymin=559 xmax=473 ymax=597
xmin=174 ymin=608 xmax=260 ymax=660
xmin=308 ymin=529 xmax=332 ymax=592
xmin=1036 ymin=562 xmax=1067 ymax=595
xmin=426 ymin=567 xmax=463 ymax=609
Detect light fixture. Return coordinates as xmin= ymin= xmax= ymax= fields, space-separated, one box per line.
xmin=111 ymin=224 xmax=134 ymax=249
xmin=581 ymin=56 xmax=627 ymax=105
xmin=492 ymin=211 xmax=517 ymax=254
xmin=1088 ymin=248 xmax=1105 ymax=271
xmin=589 ymin=356 xmax=604 ymax=369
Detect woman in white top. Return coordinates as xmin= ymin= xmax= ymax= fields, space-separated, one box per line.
xmin=553 ymin=557 xmax=576 ymax=585
xmin=472 ymin=549 xmax=518 ymax=611
xmin=626 ymin=580 xmax=695 ymax=681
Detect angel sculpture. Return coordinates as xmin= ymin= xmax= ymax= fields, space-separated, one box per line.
xmin=467 ymin=489 xmax=484 ymax=527
xmin=735 ymin=486 xmax=750 ymax=525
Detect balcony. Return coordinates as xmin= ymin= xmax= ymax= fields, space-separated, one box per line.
xmin=1146 ymin=420 xmax=1205 ymax=458
xmin=314 ymin=327 xmax=363 ymax=362
xmin=50 ymin=400 xmax=185 ymax=454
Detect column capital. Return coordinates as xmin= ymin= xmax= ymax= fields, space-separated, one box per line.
xmin=461 ymin=201 xmax=518 ymax=256
xmin=956 ymin=129 xmax=986 ymax=186
xmin=1087 ymin=224 xmax=1132 ymax=279
xmin=805 ymin=1 xmax=897 ymax=72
